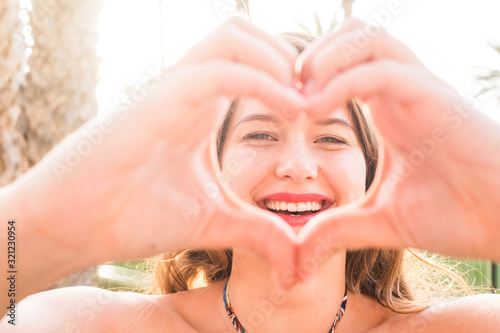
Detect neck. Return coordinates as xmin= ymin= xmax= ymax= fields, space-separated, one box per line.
xmin=225 ymin=249 xmax=347 ymax=332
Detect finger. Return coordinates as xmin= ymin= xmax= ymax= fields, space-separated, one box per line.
xmin=297 ymin=18 xmax=366 ymax=84
xmin=173 ymin=60 xmax=307 ymax=117
xmin=214 ymin=163 xmax=299 ymax=289
xmin=296 ymin=203 xmax=402 ymax=280
xmin=226 ymin=17 xmax=299 ymax=66
xmin=298 ymin=19 xmax=421 ymax=94
xmin=307 ymin=30 xmax=421 ymax=93
xmin=191 ymin=191 xmax=298 ymax=290
xmin=176 ymin=17 xmax=297 ymax=86
xmin=306 ymin=60 xmax=425 ymax=117
xmin=224 ymin=203 xmax=298 ymax=290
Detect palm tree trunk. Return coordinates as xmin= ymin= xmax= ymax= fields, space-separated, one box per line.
xmin=21 ymin=0 xmax=103 ymax=164
xmin=0 ymin=0 xmax=30 ymax=185
xmin=342 ymin=0 xmax=355 ymax=19
xmin=22 ymin=0 xmax=104 ymax=288
xmin=236 ymin=0 xmax=250 ymax=17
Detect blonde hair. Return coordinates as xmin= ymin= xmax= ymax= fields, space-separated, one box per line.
xmin=153 ymin=32 xmax=471 ymax=314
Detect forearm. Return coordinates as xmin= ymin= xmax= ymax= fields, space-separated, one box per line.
xmin=453 ymin=110 xmax=500 ymax=261
xmin=0 ymin=177 xmax=102 ymax=319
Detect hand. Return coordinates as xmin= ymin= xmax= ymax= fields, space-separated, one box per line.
xmin=16 ymin=18 xmax=305 ymax=288
xmin=296 ymin=19 xmax=500 ymax=272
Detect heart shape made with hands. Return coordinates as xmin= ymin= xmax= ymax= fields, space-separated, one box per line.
xmin=205 ymin=29 xmax=391 ymax=288
xmin=208 ymin=47 xmax=376 ymax=287
xmin=204 ymin=18 xmax=490 ymax=289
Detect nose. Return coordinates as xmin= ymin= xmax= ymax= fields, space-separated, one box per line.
xmin=276 ymin=143 xmax=318 ymax=183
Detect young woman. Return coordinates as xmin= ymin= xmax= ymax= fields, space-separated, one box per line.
xmin=1 ymin=18 xmax=500 ymax=332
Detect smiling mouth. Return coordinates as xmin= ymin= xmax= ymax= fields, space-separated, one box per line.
xmin=263 ymin=200 xmax=330 ymax=216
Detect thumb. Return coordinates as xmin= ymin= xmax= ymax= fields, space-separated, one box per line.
xmin=211 ymin=192 xmax=299 ymax=290
xmin=296 ymin=202 xmax=401 ymax=280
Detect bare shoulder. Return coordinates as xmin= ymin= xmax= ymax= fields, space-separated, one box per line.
xmin=107 ymin=284 xmax=226 ymax=333
xmin=0 ymin=286 xmax=115 ymax=332
xmin=106 ymin=288 xmax=196 ymax=333
xmin=159 ymin=281 xmax=230 ymax=332
xmin=105 ymin=282 xmax=226 ymax=333
xmin=0 ymin=286 xmax=192 ymax=333
xmin=379 ymin=294 xmax=500 ymax=332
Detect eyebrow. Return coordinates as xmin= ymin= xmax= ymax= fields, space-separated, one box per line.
xmin=234 ymin=113 xmax=355 ymax=132
xmin=233 ymin=113 xmax=278 ymax=129
xmin=313 ymin=118 xmax=356 ymax=132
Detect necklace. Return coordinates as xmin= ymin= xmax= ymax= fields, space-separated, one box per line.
xmin=223 ymin=280 xmax=348 ymax=332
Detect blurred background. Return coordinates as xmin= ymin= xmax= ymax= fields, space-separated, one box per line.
xmin=0 ymin=0 xmax=498 ymax=293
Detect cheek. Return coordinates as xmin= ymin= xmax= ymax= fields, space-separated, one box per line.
xmin=323 ymin=150 xmax=366 ymax=203
xmin=220 ymin=145 xmax=270 ymax=200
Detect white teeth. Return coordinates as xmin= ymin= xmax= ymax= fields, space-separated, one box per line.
xmin=287 ymin=203 xmax=297 ymax=212
xmin=265 ymin=200 xmax=324 ymax=212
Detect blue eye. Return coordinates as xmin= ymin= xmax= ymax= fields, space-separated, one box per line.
xmin=316 ymin=136 xmax=346 ymax=144
xmin=244 ymin=133 xmax=276 ymax=141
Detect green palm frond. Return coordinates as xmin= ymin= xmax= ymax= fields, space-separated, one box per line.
xmin=329 ymin=14 xmax=340 ymax=32
xmin=476 ymin=86 xmax=500 ymax=98
xmin=295 ymin=20 xmax=313 ymax=35
xmin=313 ymin=11 xmax=323 ymax=36
xmin=476 ymin=43 xmax=500 ymax=101
xmin=475 ymin=43 xmax=500 ymax=101
xmin=295 ymin=10 xmax=340 ymax=37
xmin=488 ymin=42 xmax=500 ymax=54
xmin=477 ymin=71 xmax=500 ymax=81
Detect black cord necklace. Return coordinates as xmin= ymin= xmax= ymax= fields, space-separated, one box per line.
xmin=223 ymin=280 xmax=348 ymax=332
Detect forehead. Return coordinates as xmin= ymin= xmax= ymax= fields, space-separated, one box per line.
xmin=232 ymin=98 xmax=354 ymax=127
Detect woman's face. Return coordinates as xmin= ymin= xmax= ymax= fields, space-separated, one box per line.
xmin=221 ymin=98 xmax=367 ymax=230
